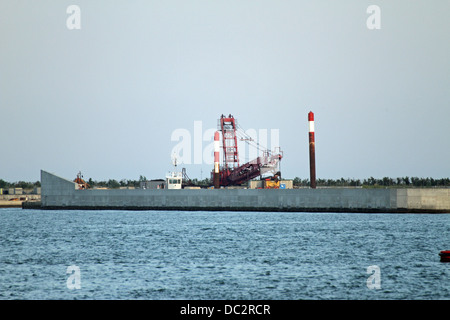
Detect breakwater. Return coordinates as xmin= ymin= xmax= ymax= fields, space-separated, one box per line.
xmin=33 ymin=170 xmax=450 ymax=213
xmin=1 ymin=195 xmax=40 ymax=208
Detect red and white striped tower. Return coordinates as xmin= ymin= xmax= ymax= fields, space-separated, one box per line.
xmin=308 ymin=111 xmax=316 ymax=189
xmin=214 ymin=131 xmax=221 ymax=189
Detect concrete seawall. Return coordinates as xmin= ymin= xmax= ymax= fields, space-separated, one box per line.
xmin=36 ymin=170 xmax=450 ymax=213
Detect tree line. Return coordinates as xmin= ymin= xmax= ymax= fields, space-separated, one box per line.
xmin=84 ymin=175 xmax=148 ymax=189
xmin=0 ymin=179 xmax=40 ymax=190
xmin=2 ymin=176 xmax=449 ymax=190
xmin=293 ymin=176 xmax=450 ymax=188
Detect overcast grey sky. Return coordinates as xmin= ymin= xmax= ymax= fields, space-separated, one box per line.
xmin=1 ymin=0 xmax=449 ymax=182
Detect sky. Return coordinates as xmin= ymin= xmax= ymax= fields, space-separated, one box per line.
xmin=1 ymin=0 xmax=449 ymax=182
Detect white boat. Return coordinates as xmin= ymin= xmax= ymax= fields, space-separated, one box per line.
xmin=166 ymin=171 xmax=182 ymax=189
xmin=165 ymin=154 xmax=182 ymax=189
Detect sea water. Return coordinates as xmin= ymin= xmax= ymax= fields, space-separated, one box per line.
xmin=0 ymin=208 xmax=449 ymax=300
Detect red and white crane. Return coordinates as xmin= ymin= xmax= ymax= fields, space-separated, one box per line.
xmin=212 ymin=114 xmax=283 ymax=187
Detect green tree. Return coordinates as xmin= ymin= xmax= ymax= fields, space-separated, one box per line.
xmin=0 ymin=179 xmax=9 ymax=189
xmin=107 ymin=179 xmax=120 ymax=189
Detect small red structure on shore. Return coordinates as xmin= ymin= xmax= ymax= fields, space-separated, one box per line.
xmin=439 ymin=250 xmax=450 ymax=262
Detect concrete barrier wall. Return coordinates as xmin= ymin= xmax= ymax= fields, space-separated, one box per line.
xmin=396 ymin=188 xmax=450 ymax=211
xmin=40 ymin=170 xmax=450 ymax=213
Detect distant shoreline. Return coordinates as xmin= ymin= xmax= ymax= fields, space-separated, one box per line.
xmin=0 ymin=200 xmax=23 ymax=208
xmin=0 ymin=195 xmax=41 ymax=208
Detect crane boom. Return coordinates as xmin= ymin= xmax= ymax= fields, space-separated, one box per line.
xmin=213 ymin=114 xmax=283 ymax=187
xmin=219 ymin=114 xmax=239 ymax=170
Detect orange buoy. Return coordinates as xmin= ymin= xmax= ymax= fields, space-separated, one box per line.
xmin=439 ymin=250 xmax=450 ymax=262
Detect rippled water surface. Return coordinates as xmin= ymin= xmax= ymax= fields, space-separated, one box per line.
xmin=0 ymin=208 xmax=449 ymax=299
